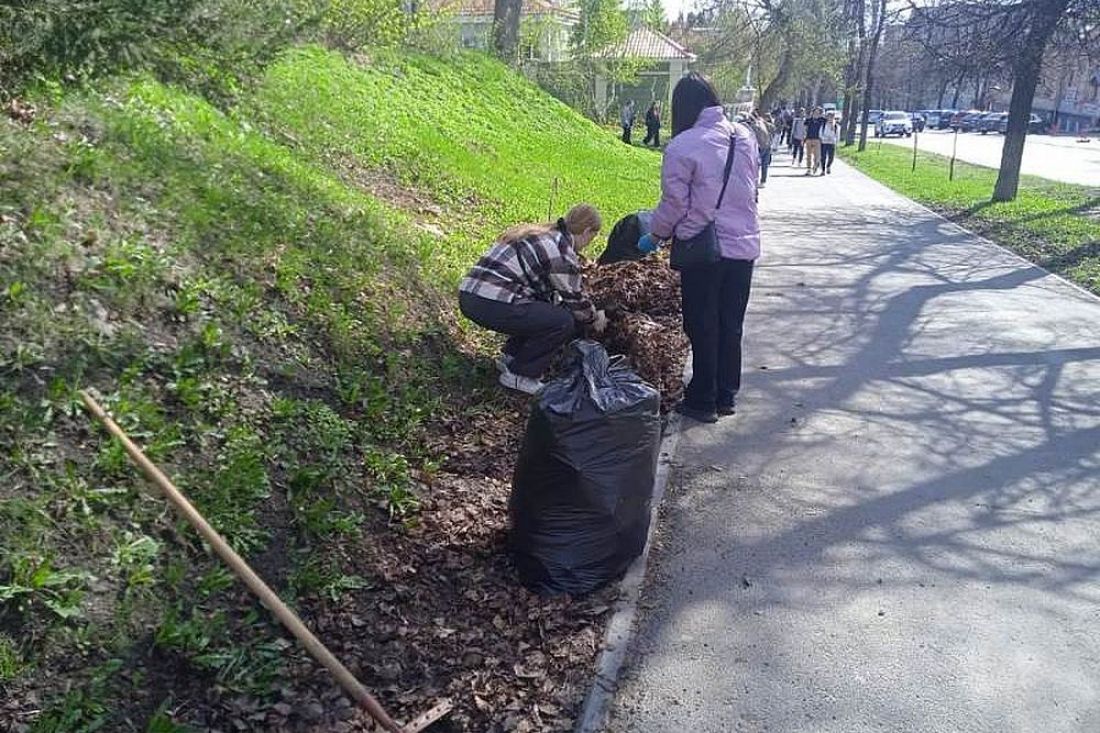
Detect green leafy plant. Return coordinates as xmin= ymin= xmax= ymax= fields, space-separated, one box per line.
xmin=0 ymin=633 xmax=26 ymax=681
xmin=31 ymin=659 xmax=123 ymax=733
xmin=111 ymin=533 xmax=161 ymax=589
xmin=0 ymin=555 xmax=88 ymax=620
xmin=364 ymin=447 xmax=419 ymax=520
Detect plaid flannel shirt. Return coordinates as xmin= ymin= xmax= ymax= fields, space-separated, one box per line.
xmin=459 ymin=224 xmax=596 ymax=323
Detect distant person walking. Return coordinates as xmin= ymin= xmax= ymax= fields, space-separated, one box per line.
xmin=636 ymin=73 xmax=761 ymax=423
xmin=780 ymin=107 xmax=793 ymax=148
xmin=621 ymin=99 xmax=636 ymax=144
xmin=790 ymin=107 xmax=807 ymax=166
xmin=820 ymin=110 xmax=839 ymax=175
xmin=804 ymin=106 xmax=825 ymax=175
xmin=643 ymin=101 xmax=662 ymax=147
xmin=750 ymin=110 xmax=773 ymax=187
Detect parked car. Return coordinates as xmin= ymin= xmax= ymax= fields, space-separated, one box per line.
xmin=978 ymin=112 xmax=1008 ymax=133
xmin=996 ymin=113 xmax=1049 ymax=135
xmin=950 ymin=109 xmax=981 ymax=130
xmin=959 ymin=111 xmax=989 ymax=132
xmin=862 ymin=109 xmax=885 ymax=126
xmin=910 ymin=112 xmax=927 ymax=132
xmin=932 ymin=109 xmax=958 ymax=129
xmin=875 ymin=110 xmax=913 ymax=137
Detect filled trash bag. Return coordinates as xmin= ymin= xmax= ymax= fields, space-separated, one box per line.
xmin=510 ymin=340 xmax=662 ymax=595
xmin=597 ymin=210 xmax=653 ymax=265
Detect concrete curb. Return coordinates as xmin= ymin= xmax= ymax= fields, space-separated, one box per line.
xmin=573 ymin=409 xmax=683 ymax=733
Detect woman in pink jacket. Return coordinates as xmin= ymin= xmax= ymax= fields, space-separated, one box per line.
xmin=638 ymin=73 xmax=761 ymax=423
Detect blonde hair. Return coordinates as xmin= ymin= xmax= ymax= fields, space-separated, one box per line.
xmin=497 ymin=203 xmax=602 ymax=246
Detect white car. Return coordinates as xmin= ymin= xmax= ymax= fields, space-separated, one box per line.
xmin=875 ymin=111 xmax=913 ymax=138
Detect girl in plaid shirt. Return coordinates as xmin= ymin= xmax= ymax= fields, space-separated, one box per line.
xmin=459 ymin=204 xmax=608 ymax=394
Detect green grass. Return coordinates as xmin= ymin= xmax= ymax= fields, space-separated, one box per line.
xmin=839 ymin=143 xmax=1100 ymax=294
xmin=0 ymin=45 xmax=658 ymax=729
xmin=249 ymin=46 xmax=661 ymax=280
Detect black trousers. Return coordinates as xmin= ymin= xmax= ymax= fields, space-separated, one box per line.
xmin=680 ymin=259 xmax=754 ymax=411
xmin=643 ymin=124 xmax=661 ymax=147
xmin=791 ymin=139 xmax=804 ymax=164
xmin=459 ymin=292 xmax=576 ymax=378
xmin=622 ymin=125 xmax=632 ymax=144
xmin=821 ymin=143 xmax=836 ymax=171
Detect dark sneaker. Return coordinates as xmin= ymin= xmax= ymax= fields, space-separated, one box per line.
xmin=675 ymin=402 xmax=718 ymax=423
xmin=717 ymin=404 xmax=736 ymax=416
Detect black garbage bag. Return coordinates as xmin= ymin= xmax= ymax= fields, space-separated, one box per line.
xmin=597 ymin=210 xmax=654 ymax=265
xmin=510 ymin=340 xmax=662 ymax=595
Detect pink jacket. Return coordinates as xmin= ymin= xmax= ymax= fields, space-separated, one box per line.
xmin=650 ymin=106 xmax=762 ymax=261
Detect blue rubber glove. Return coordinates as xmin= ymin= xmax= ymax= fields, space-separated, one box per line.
xmin=637 ymin=233 xmax=660 ymax=254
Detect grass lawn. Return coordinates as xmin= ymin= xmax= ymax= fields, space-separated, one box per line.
xmin=839 ymin=143 xmax=1100 ymax=295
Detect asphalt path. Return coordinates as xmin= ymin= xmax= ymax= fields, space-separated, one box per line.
xmin=876 ymin=129 xmax=1100 ymax=186
xmin=606 ymin=155 xmax=1100 ymax=732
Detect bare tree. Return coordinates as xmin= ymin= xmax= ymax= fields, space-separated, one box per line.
xmin=907 ymin=0 xmax=1099 ymax=201
xmin=857 ymin=0 xmax=887 ymax=150
xmin=993 ymin=0 xmax=1072 ymax=200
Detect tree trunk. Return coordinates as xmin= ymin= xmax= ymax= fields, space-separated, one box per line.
xmin=844 ymin=0 xmax=867 ymax=145
xmin=760 ymin=43 xmax=793 ymax=112
xmin=492 ymin=0 xmax=522 ymax=60
xmin=992 ymin=0 xmax=1069 ymax=202
xmin=841 ymin=34 xmax=858 ymax=143
xmin=936 ymin=74 xmax=949 ymax=108
xmin=857 ymin=0 xmax=886 ymax=151
xmin=841 ymin=89 xmax=854 ymax=143
xmin=950 ymin=70 xmax=964 ymax=108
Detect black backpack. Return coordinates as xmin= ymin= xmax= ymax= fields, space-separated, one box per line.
xmin=597 ymin=210 xmax=654 ymax=265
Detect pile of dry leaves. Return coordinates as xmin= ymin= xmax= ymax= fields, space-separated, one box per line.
xmin=585 ymin=255 xmax=687 ymax=409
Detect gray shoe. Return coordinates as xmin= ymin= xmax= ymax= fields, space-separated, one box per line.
xmin=498 ymin=369 xmax=545 ymax=395
xmin=495 ymin=354 xmax=514 ymax=373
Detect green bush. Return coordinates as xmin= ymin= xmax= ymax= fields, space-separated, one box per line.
xmin=0 ymin=0 xmax=202 ymax=94
xmin=0 ymin=0 xmax=420 ymax=102
xmin=296 ymin=0 xmax=433 ymax=50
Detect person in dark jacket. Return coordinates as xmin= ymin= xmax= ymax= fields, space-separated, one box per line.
xmin=459 ymin=205 xmax=608 ymax=395
xmin=790 ymin=107 xmax=807 ymax=165
xmin=620 ymin=100 xmax=636 ymax=144
xmin=804 ymin=106 xmax=826 ymax=175
xmin=643 ymin=101 xmax=662 ymax=147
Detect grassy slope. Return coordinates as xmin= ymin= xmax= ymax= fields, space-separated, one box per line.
xmin=250 ymin=46 xmax=660 ymax=282
xmin=839 ymin=144 xmax=1100 ymax=294
xmin=0 ymin=47 xmax=658 ymax=730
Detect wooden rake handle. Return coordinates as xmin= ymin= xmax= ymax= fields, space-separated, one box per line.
xmin=79 ymin=390 xmax=413 ymax=733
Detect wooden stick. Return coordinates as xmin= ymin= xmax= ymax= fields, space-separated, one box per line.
xmin=80 ymin=390 xmax=414 ymax=733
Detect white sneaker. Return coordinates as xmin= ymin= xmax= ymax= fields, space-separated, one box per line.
xmin=495 ymin=354 xmax=514 ymax=373
xmin=498 ymin=369 xmax=545 ymax=395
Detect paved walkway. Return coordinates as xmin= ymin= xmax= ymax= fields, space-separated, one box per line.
xmin=878 ymin=129 xmax=1100 ymax=186
xmin=607 ymin=155 xmax=1100 ymax=732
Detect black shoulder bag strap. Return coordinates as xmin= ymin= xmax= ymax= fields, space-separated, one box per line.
xmin=714 ymin=132 xmax=738 ymax=215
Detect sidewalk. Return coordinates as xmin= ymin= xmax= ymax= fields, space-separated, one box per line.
xmin=606 ymin=156 xmax=1100 ymax=732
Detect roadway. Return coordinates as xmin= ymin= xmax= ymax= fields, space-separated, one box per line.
xmin=876 ymin=128 xmax=1100 ymax=186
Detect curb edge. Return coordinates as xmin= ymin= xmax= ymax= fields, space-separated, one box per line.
xmin=573 ymin=408 xmax=683 ymax=733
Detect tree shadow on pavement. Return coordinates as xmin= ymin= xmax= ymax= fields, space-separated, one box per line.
xmin=616 ymin=193 xmax=1100 ymax=730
